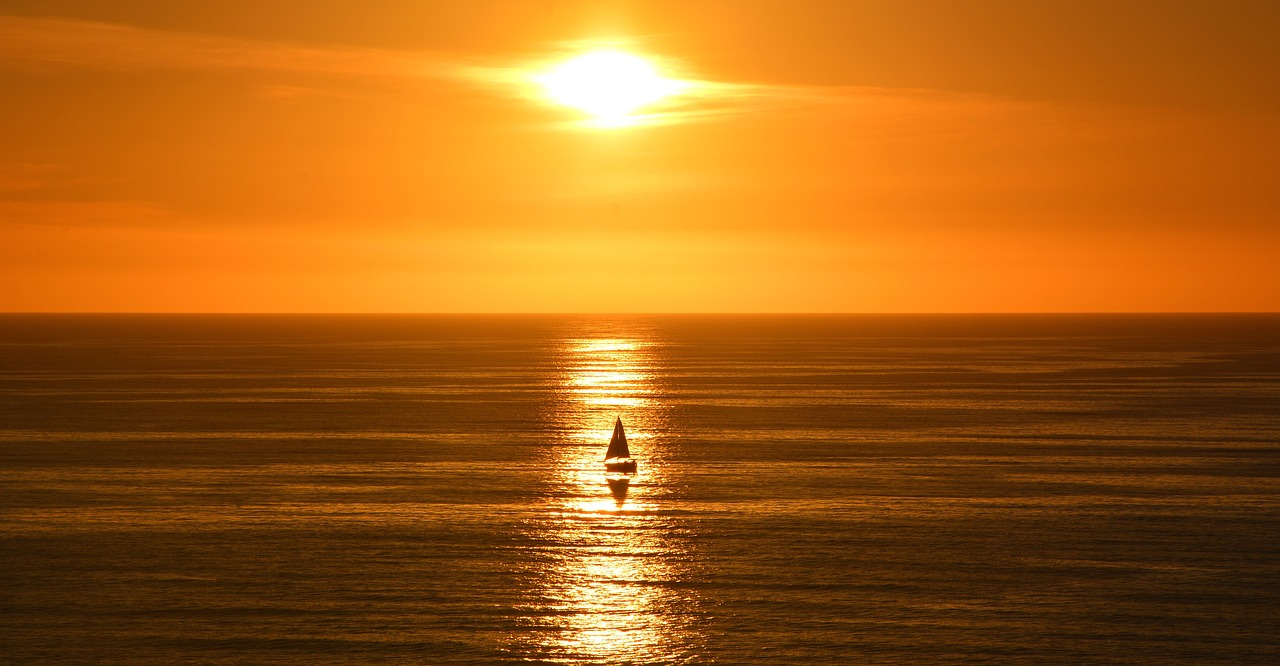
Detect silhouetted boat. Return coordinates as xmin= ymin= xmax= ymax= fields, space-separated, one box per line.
xmin=604 ymin=416 xmax=637 ymax=474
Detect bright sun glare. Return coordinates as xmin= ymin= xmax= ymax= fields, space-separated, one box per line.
xmin=538 ymin=50 xmax=683 ymax=125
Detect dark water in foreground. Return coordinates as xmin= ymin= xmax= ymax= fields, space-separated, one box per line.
xmin=1 ymin=314 xmax=1278 ymax=664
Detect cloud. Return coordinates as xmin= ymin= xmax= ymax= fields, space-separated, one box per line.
xmin=0 ymin=15 xmax=621 ymax=114
xmin=0 ymin=17 xmax=950 ymax=125
xmin=0 ymin=163 xmax=55 ymax=192
xmin=0 ymin=199 xmax=174 ymax=228
xmin=0 ymin=15 xmax=977 ymax=132
xmin=0 ymin=15 xmax=470 ymax=80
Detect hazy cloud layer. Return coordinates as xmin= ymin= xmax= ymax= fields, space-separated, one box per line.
xmin=0 ymin=15 xmax=940 ymax=120
xmin=0 ymin=15 xmax=467 ymax=78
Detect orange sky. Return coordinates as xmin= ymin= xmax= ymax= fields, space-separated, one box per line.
xmin=2 ymin=0 xmax=1278 ymax=312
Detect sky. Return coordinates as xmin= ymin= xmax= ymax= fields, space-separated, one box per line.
xmin=2 ymin=0 xmax=1278 ymax=312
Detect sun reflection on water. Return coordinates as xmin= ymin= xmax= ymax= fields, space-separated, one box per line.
xmin=512 ymin=329 xmax=700 ymax=663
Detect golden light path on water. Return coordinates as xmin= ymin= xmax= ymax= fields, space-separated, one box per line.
xmin=513 ymin=330 xmax=701 ymax=663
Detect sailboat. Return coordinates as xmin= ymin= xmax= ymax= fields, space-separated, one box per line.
xmin=604 ymin=416 xmax=638 ymax=474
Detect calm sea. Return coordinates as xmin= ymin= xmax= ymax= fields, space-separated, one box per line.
xmin=1 ymin=314 xmax=1278 ymax=664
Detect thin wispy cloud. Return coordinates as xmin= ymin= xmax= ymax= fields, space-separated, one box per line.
xmin=0 ymin=163 xmax=55 ymax=193
xmin=0 ymin=200 xmax=175 ymax=235
xmin=0 ymin=15 xmax=910 ymax=123
xmin=0 ymin=15 xmax=464 ymax=79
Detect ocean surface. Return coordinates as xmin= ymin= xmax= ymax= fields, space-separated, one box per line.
xmin=1 ymin=314 xmax=1278 ymax=664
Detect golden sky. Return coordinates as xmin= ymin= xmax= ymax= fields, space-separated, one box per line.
xmin=2 ymin=0 xmax=1278 ymax=312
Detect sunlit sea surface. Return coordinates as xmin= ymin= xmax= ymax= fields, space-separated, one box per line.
xmin=2 ymin=314 xmax=1278 ymax=664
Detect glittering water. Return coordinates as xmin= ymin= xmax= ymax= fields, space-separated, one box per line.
xmin=1 ymin=314 xmax=1278 ymax=664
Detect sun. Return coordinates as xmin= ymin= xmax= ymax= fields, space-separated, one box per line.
xmin=537 ymin=50 xmax=683 ymax=125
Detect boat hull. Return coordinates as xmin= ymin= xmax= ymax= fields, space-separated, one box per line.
xmin=604 ymin=458 xmax=637 ymax=474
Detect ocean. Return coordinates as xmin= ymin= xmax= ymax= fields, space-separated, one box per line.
xmin=1 ymin=314 xmax=1278 ymax=664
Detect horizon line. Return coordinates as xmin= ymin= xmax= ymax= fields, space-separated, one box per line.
xmin=2 ymin=311 xmax=1279 ymax=316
